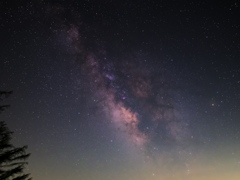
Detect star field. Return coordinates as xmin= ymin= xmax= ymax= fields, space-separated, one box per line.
xmin=1 ymin=1 xmax=240 ymax=180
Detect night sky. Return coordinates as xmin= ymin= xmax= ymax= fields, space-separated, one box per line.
xmin=1 ymin=1 xmax=240 ymax=179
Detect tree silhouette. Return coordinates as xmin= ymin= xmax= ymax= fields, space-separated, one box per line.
xmin=0 ymin=91 xmax=32 ymax=180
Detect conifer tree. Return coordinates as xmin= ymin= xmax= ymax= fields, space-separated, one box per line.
xmin=0 ymin=91 xmax=32 ymax=180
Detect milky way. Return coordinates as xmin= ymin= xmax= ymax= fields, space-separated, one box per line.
xmin=48 ymin=7 xmax=190 ymax=155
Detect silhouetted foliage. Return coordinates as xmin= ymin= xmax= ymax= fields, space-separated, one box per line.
xmin=0 ymin=91 xmax=32 ymax=180
xmin=0 ymin=91 xmax=12 ymax=114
